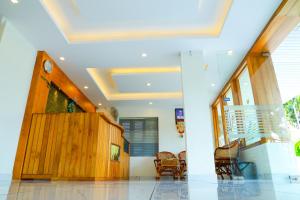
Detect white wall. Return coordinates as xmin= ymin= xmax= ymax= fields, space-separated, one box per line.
xmin=181 ymin=51 xmax=216 ymax=179
xmin=0 ymin=18 xmax=36 ymax=175
xmin=117 ymin=105 xmax=186 ymax=177
xmin=241 ymin=143 xmax=300 ymax=180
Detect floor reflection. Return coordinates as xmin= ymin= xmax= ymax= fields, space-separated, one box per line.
xmin=1 ymin=179 xmax=300 ymax=200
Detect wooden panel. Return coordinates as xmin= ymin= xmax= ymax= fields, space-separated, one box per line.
xmin=21 ymin=112 xmax=129 ymax=180
xmin=247 ymin=54 xmax=283 ymax=105
xmin=95 ymin=117 xmax=110 ymax=178
xmin=14 ymin=51 xmax=97 ymax=179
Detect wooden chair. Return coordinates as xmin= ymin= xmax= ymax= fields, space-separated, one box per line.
xmin=214 ymin=140 xmax=241 ymax=180
xmin=178 ymin=151 xmax=187 ymax=179
xmin=154 ymin=151 xmax=179 ymax=179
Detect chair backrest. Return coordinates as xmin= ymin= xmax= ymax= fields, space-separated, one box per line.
xmin=178 ymin=151 xmax=186 ymax=161
xmin=156 ymin=151 xmax=176 ymax=160
xmin=215 ymin=140 xmax=240 ymax=160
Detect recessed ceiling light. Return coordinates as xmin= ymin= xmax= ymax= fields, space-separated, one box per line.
xmin=59 ymin=56 xmax=65 ymax=61
xmin=98 ymin=103 xmax=102 ymax=106
xmin=211 ymin=83 xmax=216 ymax=87
xmin=149 ymin=102 xmax=153 ymax=105
xmin=141 ymin=53 xmax=147 ymax=58
xmin=227 ymin=50 xmax=233 ymax=56
xmin=11 ymin=0 xmax=19 ymax=4
xmin=146 ymin=82 xmax=151 ymax=87
xmin=84 ymin=86 xmax=88 ymax=89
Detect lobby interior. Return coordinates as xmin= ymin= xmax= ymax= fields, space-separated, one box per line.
xmin=1 ymin=0 xmax=300 ymax=199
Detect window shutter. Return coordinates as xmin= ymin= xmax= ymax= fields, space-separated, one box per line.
xmin=120 ymin=118 xmax=158 ymax=157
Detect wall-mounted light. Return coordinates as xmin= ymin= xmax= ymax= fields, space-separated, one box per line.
xmin=59 ymin=56 xmax=65 ymax=61
xmin=98 ymin=103 xmax=102 ymax=106
xmin=84 ymin=86 xmax=89 ymax=90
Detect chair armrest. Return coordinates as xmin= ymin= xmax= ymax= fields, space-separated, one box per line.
xmin=154 ymin=159 xmax=161 ymax=167
xmin=179 ymin=160 xmax=186 ymax=166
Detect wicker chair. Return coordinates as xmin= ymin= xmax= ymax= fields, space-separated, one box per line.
xmin=178 ymin=151 xmax=187 ymax=179
xmin=214 ymin=140 xmax=241 ymax=180
xmin=154 ymin=151 xmax=179 ymax=179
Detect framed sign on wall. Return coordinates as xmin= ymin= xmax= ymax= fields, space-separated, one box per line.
xmin=175 ymin=108 xmax=185 ymax=137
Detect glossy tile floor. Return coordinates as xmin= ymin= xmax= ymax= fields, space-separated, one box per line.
xmin=1 ymin=177 xmax=300 ymax=200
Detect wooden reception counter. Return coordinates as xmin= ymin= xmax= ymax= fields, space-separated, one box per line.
xmin=20 ymin=112 xmax=129 ymax=181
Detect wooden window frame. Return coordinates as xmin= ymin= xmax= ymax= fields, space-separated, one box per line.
xmin=211 ymin=0 xmax=300 ymax=150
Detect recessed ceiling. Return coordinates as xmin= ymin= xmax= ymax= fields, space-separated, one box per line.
xmin=40 ymin=0 xmax=232 ymax=42
xmin=87 ymin=67 xmax=182 ymax=101
xmin=112 ymin=73 xmax=181 ymax=93
xmin=0 ymin=0 xmax=282 ymax=107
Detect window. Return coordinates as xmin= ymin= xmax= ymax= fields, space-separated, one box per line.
xmin=238 ymin=67 xmax=260 ymax=145
xmin=119 ymin=117 xmax=158 ymax=157
xmin=224 ymin=88 xmax=234 ymax=106
xmin=217 ymin=103 xmax=225 ymax=147
xmin=238 ymin=67 xmax=255 ymax=105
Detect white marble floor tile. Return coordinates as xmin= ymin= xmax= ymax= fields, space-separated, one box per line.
xmin=0 ymin=179 xmax=300 ymax=200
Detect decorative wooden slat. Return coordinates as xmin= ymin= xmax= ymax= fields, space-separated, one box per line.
xmin=21 ymin=112 xmax=128 ymax=180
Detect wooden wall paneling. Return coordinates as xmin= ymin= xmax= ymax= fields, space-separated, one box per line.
xmin=21 ymin=113 xmax=128 ymax=180
xmin=51 ymin=114 xmax=65 ymax=176
xmin=63 ymin=114 xmax=74 ymax=178
xmin=84 ymin=114 xmax=93 ymax=178
xmin=37 ymin=114 xmax=51 ymax=175
xmin=44 ymin=115 xmax=56 ymax=175
xmin=26 ymin=114 xmax=42 ymax=175
xmin=57 ymin=114 xmax=69 ymax=177
xmin=32 ymin=114 xmax=46 ymax=174
xmin=14 ymin=51 xmax=97 ymax=179
xmin=90 ymin=114 xmax=99 ymax=178
xmin=247 ymin=54 xmax=283 ymax=105
xmin=76 ymin=113 xmax=85 ymax=177
xmin=95 ymin=116 xmax=110 ymax=179
xmin=22 ymin=115 xmax=38 ymax=175
xmin=69 ymin=113 xmax=80 ymax=177
xmin=79 ymin=113 xmax=89 ymax=177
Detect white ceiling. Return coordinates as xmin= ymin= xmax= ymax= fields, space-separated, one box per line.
xmin=0 ymin=0 xmax=282 ymax=108
xmin=112 ymin=72 xmax=182 ymax=93
xmin=40 ymin=0 xmax=232 ymax=42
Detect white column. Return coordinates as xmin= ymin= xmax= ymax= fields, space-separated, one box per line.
xmin=181 ymin=51 xmax=217 ymax=180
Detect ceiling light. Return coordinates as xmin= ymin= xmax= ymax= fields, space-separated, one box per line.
xmin=211 ymin=83 xmax=216 ymax=87
xmin=98 ymin=103 xmax=102 ymax=106
xmin=59 ymin=56 xmax=65 ymax=61
xmin=149 ymin=102 xmax=153 ymax=105
xmin=227 ymin=50 xmax=233 ymax=56
xmin=11 ymin=0 xmax=19 ymax=4
xmin=84 ymin=86 xmax=88 ymax=89
xmin=141 ymin=53 xmax=147 ymax=58
xmin=146 ymin=82 xmax=151 ymax=87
